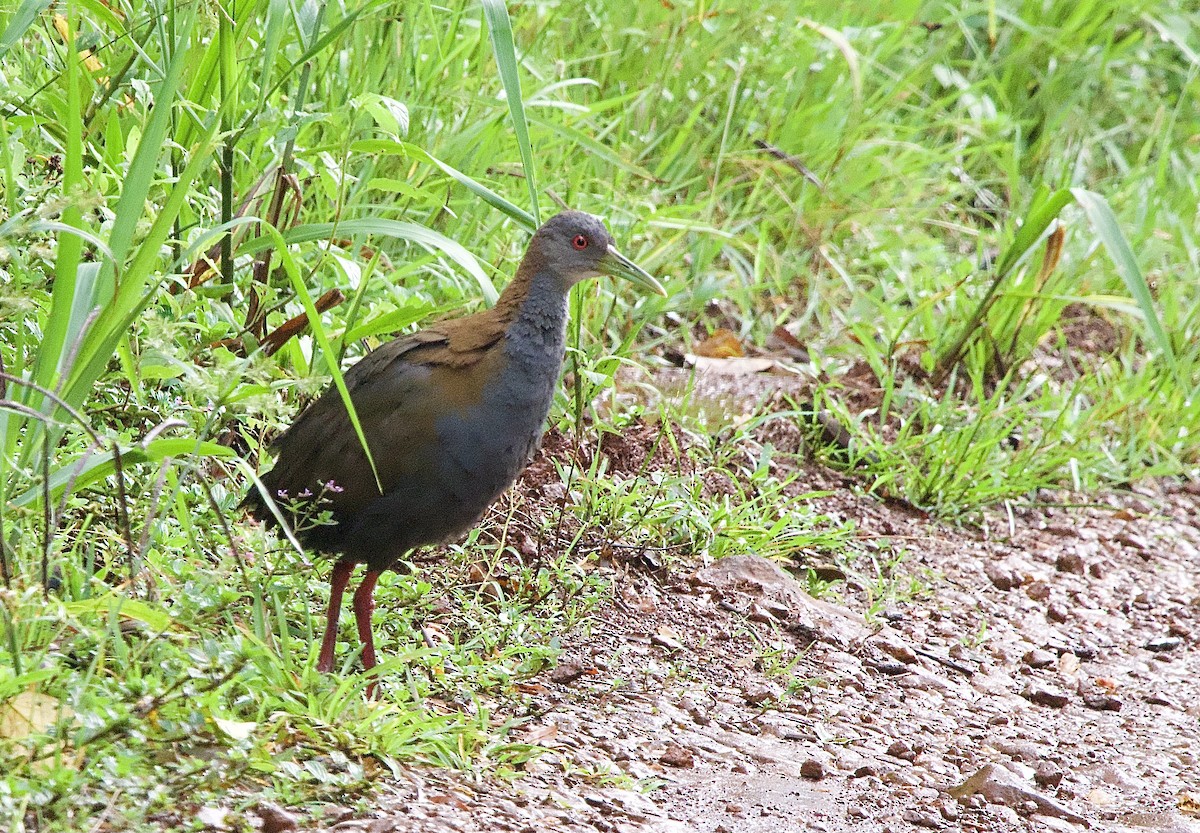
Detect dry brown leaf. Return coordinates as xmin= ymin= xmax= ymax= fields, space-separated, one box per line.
xmin=520 ymin=723 xmax=560 ymax=745
xmin=1179 ymin=791 xmax=1200 ymax=816
xmin=694 ymin=328 xmax=745 ymax=358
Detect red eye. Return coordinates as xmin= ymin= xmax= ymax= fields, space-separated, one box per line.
xmin=572 ymin=234 xmax=588 ymax=250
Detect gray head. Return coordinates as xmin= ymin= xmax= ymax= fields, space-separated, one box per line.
xmin=528 ymin=211 xmax=666 ymax=295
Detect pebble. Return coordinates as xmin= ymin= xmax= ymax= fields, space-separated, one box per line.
xmin=1055 ymin=551 xmax=1086 ymax=574
xmin=1025 ymin=580 xmax=1052 ymax=602
xmin=797 ymin=758 xmax=825 ymax=780
xmin=1023 ymin=649 xmax=1055 ymax=669
xmin=1082 ymin=693 xmax=1122 ymax=711
xmin=901 ymin=809 xmax=942 ymax=829
xmin=253 ymin=804 xmax=299 ymax=833
xmin=995 ymin=740 xmax=1040 ymax=762
xmin=1046 ymin=602 xmax=1070 ymax=623
xmin=1034 ymin=761 xmax=1064 ymax=788
xmin=1022 ymin=683 xmax=1070 ymax=708
xmin=1144 ymin=636 xmax=1182 ymax=652
xmin=741 ymin=683 xmax=781 ymax=705
xmin=985 ymin=562 xmax=1022 ymax=591
xmin=550 ymin=662 xmax=587 ymax=685
xmin=659 ymin=742 xmax=694 ymax=768
xmin=938 ymin=801 xmax=960 ymax=821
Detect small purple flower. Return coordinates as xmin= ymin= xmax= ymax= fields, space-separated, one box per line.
xmin=298 ymin=488 xmax=313 ymax=498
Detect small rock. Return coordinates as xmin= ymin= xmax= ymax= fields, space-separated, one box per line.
xmin=747 ymin=603 xmax=778 ymax=624
xmin=811 ymin=563 xmax=846 ymax=582
xmin=853 ymin=765 xmax=878 ymax=778
xmin=950 ymin=764 xmax=1087 ymax=825
xmin=1071 ymin=642 xmax=1098 ymax=661
xmin=253 ymin=804 xmax=299 ymax=833
xmin=800 ymin=759 xmax=826 ymax=780
xmin=1034 ymin=762 xmax=1063 ymax=788
xmin=650 ymin=633 xmax=685 ymax=652
xmin=659 ymin=742 xmax=694 ymax=768
xmin=938 ymin=801 xmax=959 ymax=822
xmin=1046 ymin=602 xmax=1069 ymax=623
xmin=985 ymin=562 xmax=1021 ymax=591
xmin=902 ymin=809 xmax=942 ymax=829
xmin=1023 ymin=649 xmax=1055 ymax=669
xmin=1055 ymin=552 xmax=1086 ymax=575
xmin=550 ymin=662 xmax=586 ymax=685
xmin=1082 ymin=693 xmax=1122 ymax=711
xmin=1145 ymin=692 xmax=1174 ymax=707
xmin=995 ymin=740 xmax=1040 ymax=763
xmin=875 ymin=634 xmax=918 ymax=664
xmin=847 ymin=805 xmax=868 ymax=819
xmin=690 ymin=555 xmax=870 ymax=647
xmin=742 ymin=683 xmax=782 ymax=706
xmin=1144 ymin=636 xmax=1182 ymax=652
xmin=1022 ymin=684 xmax=1070 ymax=708
xmin=1115 ymin=531 xmax=1149 ymax=551
xmin=887 ymin=740 xmax=917 ymax=762
xmin=679 ymin=695 xmax=711 ymax=726
xmin=881 ymin=770 xmax=921 ymax=787
xmin=1025 ymin=580 xmax=1052 ymax=602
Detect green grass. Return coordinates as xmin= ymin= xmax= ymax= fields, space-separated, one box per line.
xmin=2 ymin=0 xmax=1199 ymax=827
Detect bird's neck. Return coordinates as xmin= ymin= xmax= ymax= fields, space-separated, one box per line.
xmin=499 ymin=268 xmax=571 ymax=368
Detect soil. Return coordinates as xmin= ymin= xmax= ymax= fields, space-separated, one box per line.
xmin=271 ymin=369 xmax=1200 ymax=833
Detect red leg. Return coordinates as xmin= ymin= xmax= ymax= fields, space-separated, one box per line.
xmin=353 ymin=569 xmax=382 ymax=694
xmin=316 ymin=560 xmax=355 ymax=673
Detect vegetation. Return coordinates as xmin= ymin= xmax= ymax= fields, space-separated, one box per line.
xmin=1 ymin=0 xmax=1197 ymax=827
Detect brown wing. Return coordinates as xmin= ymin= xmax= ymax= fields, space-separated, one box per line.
xmin=252 ymin=307 xmax=511 ymax=515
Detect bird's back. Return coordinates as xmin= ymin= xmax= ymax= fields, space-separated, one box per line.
xmin=245 ymin=301 xmax=563 ymax=570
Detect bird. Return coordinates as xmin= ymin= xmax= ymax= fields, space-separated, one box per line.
xmin=243 ymin=211 xmax=666 ymax=688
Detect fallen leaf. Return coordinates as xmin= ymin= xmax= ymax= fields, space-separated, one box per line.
xmin=520 ymin=723 xmax=560 ymax=744
xmin=695 ymin=328 xmax=744 ymax=358
xmin=0 ymin=689 xmax=67 ymax=741
xmin=1179 ymin=791 xmax=1200 ymax=816
xmin=684 ymin=355 xmax=776 ymax=375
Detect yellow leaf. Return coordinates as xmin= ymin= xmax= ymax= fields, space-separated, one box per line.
xmin=0 ymin=689 xmax=68 ymax=741
xmin=51 ymin=13 xmax=104 ymax=73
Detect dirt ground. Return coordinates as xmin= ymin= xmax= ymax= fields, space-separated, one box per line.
xmin=277 ymin=370 xmax=1200 ymax=833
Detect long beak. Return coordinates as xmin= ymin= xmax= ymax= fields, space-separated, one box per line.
xmin=599 ymin=244 xmax=668 ymax=296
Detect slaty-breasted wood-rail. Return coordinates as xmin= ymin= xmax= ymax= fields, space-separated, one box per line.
xmin=244 ymin=211 xmax=665 ymax=686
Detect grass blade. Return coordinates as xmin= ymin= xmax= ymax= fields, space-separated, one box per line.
xmin=1070 ymin=187 xmax=1180 ymax=383
xmin=481 ymin=0 xmax=539 ymax=225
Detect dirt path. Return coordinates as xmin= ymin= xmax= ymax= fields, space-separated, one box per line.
xmin=306 ymin=457 xmax=1200 ymax=833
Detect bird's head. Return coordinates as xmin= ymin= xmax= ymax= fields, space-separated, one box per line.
xmin=531 ymin=211 xmax=666 ymax=296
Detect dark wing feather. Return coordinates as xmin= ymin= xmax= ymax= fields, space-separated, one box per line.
xmin=244 ymin=308 xmax=510 ymax=521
